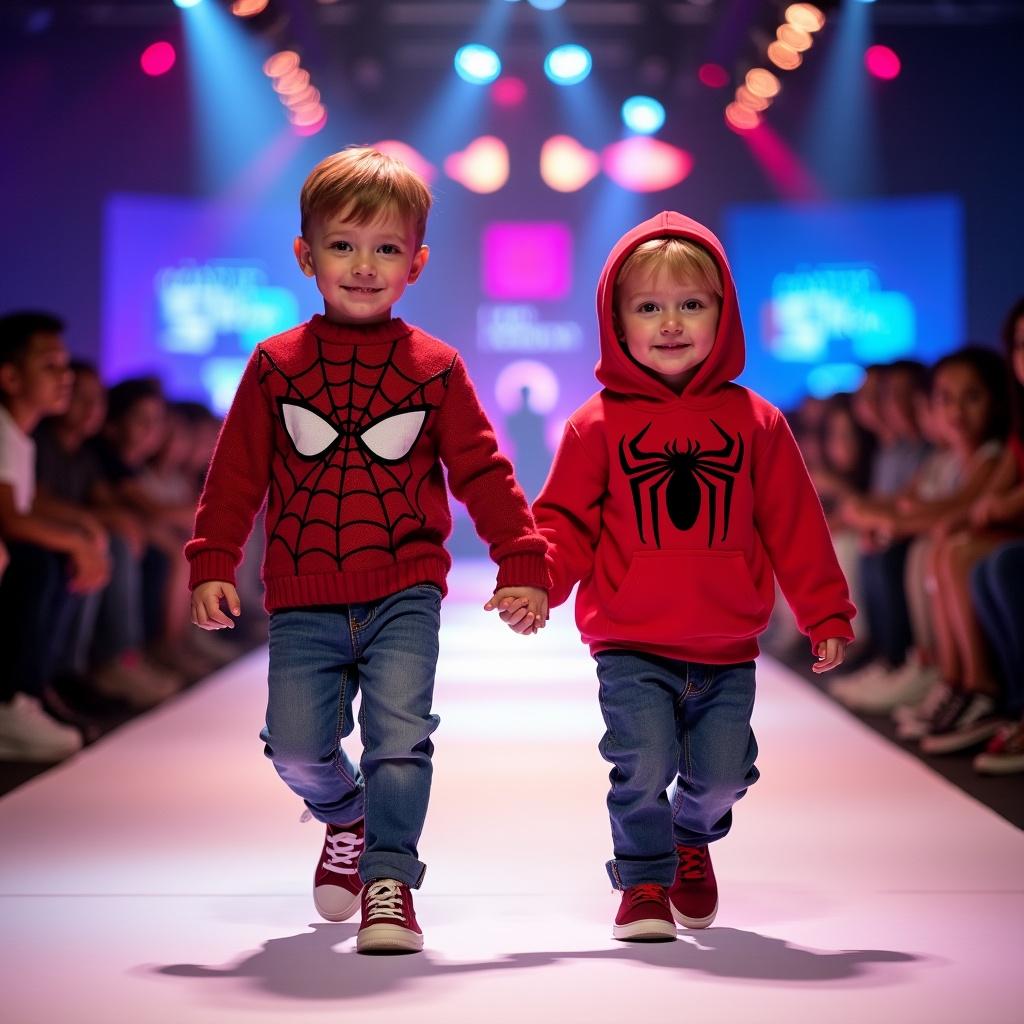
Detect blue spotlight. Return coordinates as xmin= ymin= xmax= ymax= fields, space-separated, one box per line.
xmin=544 ymin=44 xmax=592 ymax=86
xmin=454 ymin=44 xmax=502 ymax=85
xmin=621 ymin=95 xmax=666 ymax=135
xmin=173 ymin=0 xmax=204 ymax=9
xmin=529 ymin=0 xmax=567 ymax=9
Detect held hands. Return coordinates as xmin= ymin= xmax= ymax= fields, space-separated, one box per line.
xmin=191 ymin=580 xmax=241 ymax=630
xmin=483 ymin=586 xmax=549 ymax=636
xmin=812 ymin=637 xmax=848 ymax=674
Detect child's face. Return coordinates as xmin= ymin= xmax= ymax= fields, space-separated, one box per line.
xmin=294 ymin=204 xmax=428 ymax=325
xmin=615 ymin=264 xmax=720 ymax=392
xmin=932 ymin=364 xmax=992 ymax=449
xmin=64 ymin=370 xmax=106 ymax=437
xmin=1 ymin=332 xmax=71 ymax=416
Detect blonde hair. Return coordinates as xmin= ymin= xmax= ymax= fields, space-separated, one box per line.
xmin=299 ymin=146 xmax=433 ymax=245
xmin=615 ymin=237 xmax=723 ymax=299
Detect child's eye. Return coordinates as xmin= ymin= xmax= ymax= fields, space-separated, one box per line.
xmin=379 ymin=244 xmax=400 ymax=255
xmin=683 ymin=300 xmax=705 ymax=311
xmin=330 ymin=241 xmax=352 ymax=251
xmin=637 ymin=302 xmax=659 ymax=313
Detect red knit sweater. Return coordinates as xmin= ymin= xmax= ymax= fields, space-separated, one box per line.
xmin=186 ymin=315 xmax=549 ymax=609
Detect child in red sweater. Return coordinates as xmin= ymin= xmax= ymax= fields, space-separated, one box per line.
xmin=493 ymin=212 xmax=854 ymax=941
xmin=187 ymin=147 xmax=548 ymax=954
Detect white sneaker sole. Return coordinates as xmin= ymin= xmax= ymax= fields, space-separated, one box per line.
xmin=356 ymin=923 xmax=424 ymax=953
xmin=670 ymin=901 xmax=718 ymax=929
xmin=612 ymin=918 xmax=677 ymax=942
xmin=313 ymin=884 xmax=362 ymax=923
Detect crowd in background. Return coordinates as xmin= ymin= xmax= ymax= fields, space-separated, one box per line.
xmin=766 ymin=297 xmax=1024 ymax=777
xmin=3 ymin=302 xmax=1024 ymax=780
xmin=0 ymin=312 xmax=265 ymax=764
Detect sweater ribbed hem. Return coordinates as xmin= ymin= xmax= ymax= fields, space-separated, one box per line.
xmin=495 ymin=552 xmax=552 ymax=592
xmin=263 ymin=555 xmax=451 ymax=611
xmin=189 ymin=550 xmax=241 ymax=590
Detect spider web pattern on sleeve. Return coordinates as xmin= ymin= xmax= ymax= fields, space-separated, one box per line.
xmin=258 ymin=342 xmax=453 ymax=575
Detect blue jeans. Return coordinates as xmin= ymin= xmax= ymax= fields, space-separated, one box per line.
xmin=971 ymin=541 xmax=1024 ymax=716
xmin=595 ymin=650 xmax=759 ymax=890
xmin=262 ymin=584 xmax=442 ymax=889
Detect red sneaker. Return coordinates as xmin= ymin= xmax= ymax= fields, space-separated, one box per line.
xmin=668 ymin=845 xmax=718 ymax=929
xmin=356 ymin=878 xmax=424 ymax=954
xmin=313 ymin=820 xmax=364 ymax=922
xmin=612 ymin=883 xmax=677 ymax=942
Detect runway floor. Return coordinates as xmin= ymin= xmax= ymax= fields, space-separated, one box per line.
xmin=1 ymin=561 xmax=1020 ymax=1023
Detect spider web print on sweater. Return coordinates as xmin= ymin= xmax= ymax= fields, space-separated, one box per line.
xmin=259 ymin=341 xmax=452 ymax=574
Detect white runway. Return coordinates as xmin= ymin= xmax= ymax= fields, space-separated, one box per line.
xmin=1 ymin=561 xmax=1020 ymax=1024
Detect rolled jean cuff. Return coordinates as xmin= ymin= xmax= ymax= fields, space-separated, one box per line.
xmin=606 ymin=854 xmax=677 ymax=891
xmin=360 ymin=853 xmax=427 ymax=890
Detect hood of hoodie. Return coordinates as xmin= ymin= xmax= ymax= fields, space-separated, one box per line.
xmin=595 ymin=211 xmax=745 ymax=402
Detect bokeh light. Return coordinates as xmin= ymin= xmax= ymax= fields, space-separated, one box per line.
xmin=602 ymin=137 xmax=693 ymax=192
xmin=444 ymin=136 xmax=510 ymax=193
xmin=544 ymin=44 xmax=593 ymax=86
xmin=230 ymin=0 xmax=269 ymax=15
xmin=621 ymin=96 xmax=666 ymax=135
xmin=698 ymin=63 xmax=729 ymax=89
xmin=140 ymin=41 xmax=176 ymax=77
xmin=785 ymin=4 xmax=826 ymax=33
xmin=768 ymin=41 xmax=803 ymax=71
xmin=725 ymin=102 xmax=761 ymax=133
xmin=454 ymin=44 xmax=502 ymax=85
xmin=263 ymin=50 xmax=300 ymax=78
xmin=539 ymin=135 xmax=600 ymax=192
xmin=745 ymin=68 xmax=781 ymax=98
xmin=492 ymin=76 xmax=527 ymax=107
xmin=865 ymin=44 xmax=901 ymax=80
xmin=373 ymin=140 xmax=438 ymax=184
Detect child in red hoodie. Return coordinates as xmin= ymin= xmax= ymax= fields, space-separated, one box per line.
xmin=492 ymin=212 xmax=854 ymax=941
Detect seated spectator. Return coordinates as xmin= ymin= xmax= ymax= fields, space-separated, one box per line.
xmin=0 ymin=312 xmax=108 ymax=762
xmin=35 ymin=363 xmax=180 ymax=708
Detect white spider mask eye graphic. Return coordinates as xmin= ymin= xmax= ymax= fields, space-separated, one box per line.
xmin=280 ymin=401 xmax=339 ymax=458
xmin=279 ymin=401 xmax=428 ymax=464
xmin=359 ymin=409 xmax=428 ymax=463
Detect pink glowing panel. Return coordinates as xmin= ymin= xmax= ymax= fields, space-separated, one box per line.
xmin=373 ymin=139 xmax=437 ymax=183
xmin=865 ymin=44 xmax=901 ymax=80
xmin=602 ymin=137 xmax=694 ymax=192
xmin=140 ymin=41 xmax=176 ymax=77
xmin=698 ymin=62 xmax=729 ymax=89
xmin=492 ymin=76 xmax=527 ymax=107
xmin=482 ymin=222 xmax=573 ymax=300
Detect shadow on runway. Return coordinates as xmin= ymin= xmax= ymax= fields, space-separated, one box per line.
xmin=152 ymin=921 xmax=925 ymax=1001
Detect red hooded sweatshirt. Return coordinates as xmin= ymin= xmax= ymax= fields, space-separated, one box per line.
xmin=534 ymin=211 xmax=855 ymax=664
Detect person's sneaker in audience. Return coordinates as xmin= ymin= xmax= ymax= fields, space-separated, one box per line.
xmin=613 ymin=883 xmax=677 ymax=942
xmin=356 ymin=878 xmax=424 ymax=954
xmin=919 ymin=692 xmax=1002 ymax=755
xmin=842 ymin=656 xmax=940 ymax=714
xmin=827 ymin=659 xmax=888 ymax=703
xmin=314 ymin=819 xmax=365 ymax=922
xmin=668 ymin=844 xmax=718 ymax=929
xmin=0 ymin=693 xmax=83 ymax=762
xmin=893 ymin=682 xmax=954 ymax=740
xmin=93 ymin=654 xmax=181 ymax=709
xmin=973 ymin=721 xmax=1024 ymax=775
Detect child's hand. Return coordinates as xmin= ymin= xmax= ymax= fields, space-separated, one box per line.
xmin=483 ymin=586 xmax=549 ymax=635
xmin=812 ymin=637 xmax=848 ymax=674
xmin=192 ymin=580 xmax=241 ymax=630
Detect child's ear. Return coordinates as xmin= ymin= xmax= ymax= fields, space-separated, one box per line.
xmin=407 ymin=244 xmax=429 ymax=284
xmin=293 ymin=236 xmax=314 ymax=277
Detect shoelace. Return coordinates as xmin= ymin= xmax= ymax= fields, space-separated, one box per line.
xmin=322 ymin=829 xmax=363 ymax=875
xmin=627 ymin=883 xmax=667 ymax=906
xmin=677 ymin=846 xmax=708 ymax=881
xmin=364 ymin=879 xmax=406 ymax=921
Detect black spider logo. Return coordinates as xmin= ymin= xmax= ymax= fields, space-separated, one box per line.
xmin=619 ymin=420 xmax=744 ymax=547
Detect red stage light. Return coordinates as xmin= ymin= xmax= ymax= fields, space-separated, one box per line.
xmin=140 ymin=41 xmax=176 ymax=77
xmin=698 ymin=63 xmax=729 ymax=89
xmin=492 ymin=76 xmax=527 ymax=107
xmin=865 ymin=44 xmax=901 ymax=80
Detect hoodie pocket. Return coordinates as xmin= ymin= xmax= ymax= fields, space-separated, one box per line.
xmin=604 ymin=549 xmax=768 ymax=646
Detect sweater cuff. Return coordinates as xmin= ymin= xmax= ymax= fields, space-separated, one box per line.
xmin=495 ymin=552 xmax=552 ymax=592
xmin=188 ymin=549 xmax=240 ymax=590
xmin=808 ymin=616 xmax=855 ymax=651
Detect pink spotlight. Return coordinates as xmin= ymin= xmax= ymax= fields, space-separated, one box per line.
xmin=492 ymin=76 xmax=527 ymax=107
xmin=602 ymin=137 xmax=693 ymax=192
xmin=698 ymin=63 xmax=729 ymax=89
xmin=140 ymin=41 xmax=176 ymax=77
xmin=865 ymin=44 xmax=901 ymax=80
